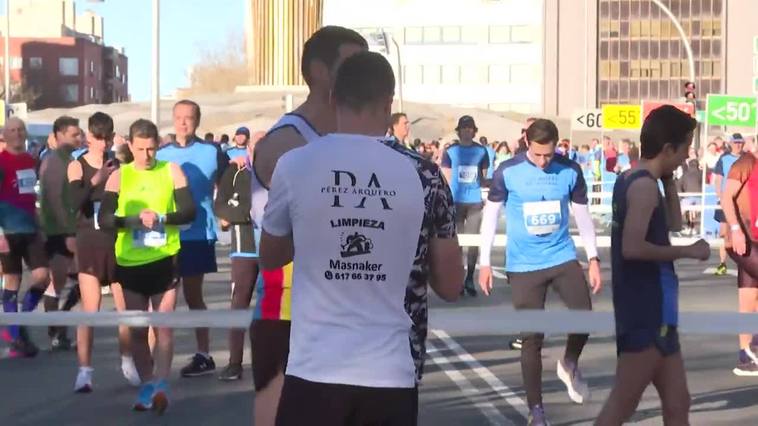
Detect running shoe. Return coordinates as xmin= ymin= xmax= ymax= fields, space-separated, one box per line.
xmin=508 ymin=338 xmax=523 ymax=350
xmin=74 ymin=367 xmax=94 ymax=393
xmin=51 ymin=333 xmax=74 ymax=351
xmin=464 ymin=277 xmax=477 ymax=297
xmin=527 ymin=405 xmax=550 ymax=426
xmin=714 ymin=263 xmax=728 ymax=276
xmin=180 ymin=353 xmax=216 ymax=377
xmin=152 ymin=379 xmax=169 ymax=415
xmin=557 ymin=358 xmax=590 ymax=404
xmin=733 ymin=360 xmax=758 ymax=377
xmin=9 ymin=337 xmax=39 ymax=358
xmin=218 ymin=363 xmax=243 ymax=381
xmin=121 ymin=356 xmax=141 ymax=387
xmin=132 ymin=382 xmax=154 ymax=411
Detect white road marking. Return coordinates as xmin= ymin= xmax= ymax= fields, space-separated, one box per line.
xmin=426 ymin=340 xmax=512 ymax=425
xmin=431 ymin=329 xmax=528 ymax=420
xmin=703 ymin=267 xmax=738 ymax=277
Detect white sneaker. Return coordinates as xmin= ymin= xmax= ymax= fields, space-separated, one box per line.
xmin=121 ymin=356 xmax=141 ymax=387
xmin=74 ymin=367 xmax=93 ymax=393
xmin=556 ymin=359 xmax=590 ymax=404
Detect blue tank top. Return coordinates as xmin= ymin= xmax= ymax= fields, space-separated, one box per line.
xmin=485 ymin=146 xmax=496 ymax=179
xmin=611 ymin=169 xmax=679 ymax=337
xmin=442 ymin=143 xmax=489 ymax=204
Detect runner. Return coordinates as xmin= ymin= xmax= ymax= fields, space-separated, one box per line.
xmin=157 ymin=100 xmax=228 ymax=377
xmin=712 ymin=134 xmax=746 ymax=276
xmin=39 ymin=115 xmax=81 ymax=350
xmin=596 ymin=106 xmax=709 ymax=425
xmin=0 ymin=117 xmax=49 ymax=358
xmin=246 ymin=26 xmax=367 ymax=426
xmin=441 ymin=115 xmax=489 ymax=296
xmin=225 ymin=127 xmax=252 ymax=160
xmin=98 ymin=118 xmax=195 ymax=413
xmin=720 ymin=147 xmax=758 ymax=375
xmin=478 ymin=118 xmax=602 ymax=425
xmin=481 ymin=136 xmax=497 ymax=180
xmin=68 ymin=112 xmax=139 ymax=392
xmin=214 ymin=138 xmax=258 ymax=381
xmin=262 ymin=50 xmax=462 ymax=426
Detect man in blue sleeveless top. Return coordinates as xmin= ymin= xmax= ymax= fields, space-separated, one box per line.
xmin=597 ymin=105 xmax=710 ymax=425
xmin=441 ymin=116 xmax=489 ymax=296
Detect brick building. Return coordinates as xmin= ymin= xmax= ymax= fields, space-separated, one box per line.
xmin=0 ymin=0 xmax=129 ymax=109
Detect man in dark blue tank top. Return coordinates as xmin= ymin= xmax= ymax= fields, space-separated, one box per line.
xmin=597 ymin=105 xmax=710 ymax=425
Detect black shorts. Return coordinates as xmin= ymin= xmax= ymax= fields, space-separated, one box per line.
xmin=115 ymin=256 xmax=178 ymax=297
xmin=714 ymin=209 xmax=726 ymax=223
xmin=276 ymin=375 xmax=418 ymax=426
xmin=45 ymin=234 xmax=74 ymax=258
xmin=251 ymin=319 xmax=291 ymax=391
xmin=0 ymin=233 xmax=48 ymax=274
xmin=454 ymin=202 xmax=484 ymax=234
xmin=177 ymin=240 xmax=218 ymax=277
xmin=76 ymin=229 xmax=116 ymax=285
xmin=617 ymin=326 xmax=680 ymax=357
xmin=727 ymin=242 xmax=758 ymax=289
xmin=230 ymin=223 xmax=257 ymax=256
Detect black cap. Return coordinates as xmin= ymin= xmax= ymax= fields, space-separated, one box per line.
xmin=235 ymin=126 xmax=250 ymax=137
xmin=730 ymin=133 xmax=744 ymax=143
xmin=456 ymin=115 xmax=477 ymax=131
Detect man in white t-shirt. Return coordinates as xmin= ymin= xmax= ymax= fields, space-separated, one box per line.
xmin=260 ymin=51 xmax=463 ymax=425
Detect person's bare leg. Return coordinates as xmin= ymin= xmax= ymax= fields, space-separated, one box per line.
xmin=182 ymin=274 xmax=209 ymax=353
xmin=596 ymin=347 xmax=660 ymax=426
xmin=150 ymin=288 xmax=177 ymax=380
xmin=738 ymin=288 xmax=758 ymax=350
xmin=109 ymin=282 xmax=131 ymax=356
xmin=122 ymin=289 xmax=152 ymax=383
xmin=47 ymin=254 xmax=71 ymax=337
xmin=255 ymin=372 xmax=285 ymax=426
xmin=652 ymin=353 xmax=690 ymax=426
xmin=229 ymin=265 xmax=256 ymax=366
xmin=76 ymin=274 xmax=101 ymax=367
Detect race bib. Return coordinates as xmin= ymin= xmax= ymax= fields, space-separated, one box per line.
xmin=93 ymin=202 xmax=101 ymax=230
xmin=523 ymin=200 xmax=562 ymax=235
xmin=458 ymin=166 xmax=478 ymax=184
xmin=16 ymin=169 xmax=36 ymax=194
xmin=132 ymin=226 xmax=167 ymax=248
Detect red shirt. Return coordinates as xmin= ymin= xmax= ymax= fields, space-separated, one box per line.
xmin=0 ymin=149 xmax=37 ymax=217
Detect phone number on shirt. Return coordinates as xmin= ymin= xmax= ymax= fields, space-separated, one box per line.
xmin=324 ymin=271 xmax=387 ymax=282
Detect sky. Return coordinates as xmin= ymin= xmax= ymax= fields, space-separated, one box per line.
xmin=75 ymin=0 xmax=246 ymax=101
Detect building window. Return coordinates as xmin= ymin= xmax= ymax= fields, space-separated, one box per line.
xmin=29 ymin=57 xmax=43 ymax=70
xmin=461 ymin=26 xmax=483 ymax=43
xmin=510 ymin=64 xmax=537 ymax=83
xmin=510 ymin=25 xmax=538 ymax=43
xmin=423 ymin=64 xmax=441 ymax=84
xmin=403 ymin=65 xmax=423 ymax=85
xmin=404 ymin=27 xmax=423 ymax=44
xmin=61 ymin=84 xmax=79 ymax=102
xmin=59 ymin=57 xmax=79 ymax=76
xmin=89 ymin=60 xmax=95 ymax=75
xmin=423 ymin=27 xmax=442 ymax=43
xmin=115 ymin=65 xmax=121 ymax=78
xmin=488 ymin=64 xmax=510 ymax=84
xmin=461 ymin=65 xmax=487 ymax=85
xmin=441 ymin=64 xmax=460 ymax=84
xmin=90 ymin=86 xmax=95 ymax=99
xmin=441 ymin=26 xmax=461 ymax=43
xmin=489 ymin=26 xmax=510 ymax=44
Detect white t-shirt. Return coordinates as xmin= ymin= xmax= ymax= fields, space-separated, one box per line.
xmin=263 ymin=133 xmax=456 ymax=388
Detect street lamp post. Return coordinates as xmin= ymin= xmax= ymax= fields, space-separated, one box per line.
xmin=5 ymin=0 xmax=10 ymax=106
xmin=651 ymin=0 xmax=695 ymax=83
xmin=151 ymin=0 xmax=160 ymax=125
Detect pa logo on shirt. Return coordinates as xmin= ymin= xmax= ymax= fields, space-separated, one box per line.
xmin=322 ymin=170 xmax=396 ymax=211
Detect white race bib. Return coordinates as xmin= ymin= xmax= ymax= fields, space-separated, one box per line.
xmin=132 ymin=226 xmax=167 ymax=248
xmin=457 ymin=166 xmax=478 ymax=184
xmin=93 ymin=201 xmax=101 ymax=230
xmin=523 ymin=200 xmax=562 ymax=235
xmin=16 ymin=169 xmax=36 ymax=194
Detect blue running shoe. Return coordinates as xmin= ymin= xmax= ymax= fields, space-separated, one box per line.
xmin=133 ymin=382 xmax=154 ymax=411
xmin=152 ymin=379 xmax=169 ymax=415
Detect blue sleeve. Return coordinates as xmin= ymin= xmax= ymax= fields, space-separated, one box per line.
xmin=570 ymin=163 xmax=589 ymax=204
xmin=713 ymin=155 xmax=724 ymax=176
xmin=441 ymin=149 xmax=452 ymax=168
xmin=487 ymin=163 xmax=508 ymax=203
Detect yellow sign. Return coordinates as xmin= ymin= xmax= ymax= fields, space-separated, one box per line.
xmin=601 ymin=104 xmax=642 ymax=130
xmin=0 ymin=100 xmax=5 ymax=127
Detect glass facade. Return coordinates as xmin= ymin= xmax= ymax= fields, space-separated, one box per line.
xmin=598 ymin=0 xmax=723 ymax=105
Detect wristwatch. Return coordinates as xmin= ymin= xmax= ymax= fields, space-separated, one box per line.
xmin=730 ymin=224 xmax=742 ymax=232
xmin=589 ymin=256 xmax=601 ymax=264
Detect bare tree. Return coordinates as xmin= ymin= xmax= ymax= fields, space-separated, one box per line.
xmin=188 ymin=32 xmax=249 ymax=95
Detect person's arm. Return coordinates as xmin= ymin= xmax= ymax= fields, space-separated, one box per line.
xmin=479 ymin=200 xmax=501 ymax=267
xmin=427 ymin=167 xmax=463 ymax=302
xmin=165 ymin=162 xmax=195 ymax=226
xmin=66 ymin=160 xmax=92 ymax=212
xmin=440 ymin=149 xmax=452 ymax=184
xmin=478 ymin=148 xmax=490 ymax=186
xmin=40 ymin=155 xmax=71 ymax=229
xmin=260 ymin=158 xmax=294 ymax=270
xmin=98 ymin=169 xmax=142 ymax=230
xmin=253 ymin=127 xmax=307 ymax=188
xmin=622 ymin=177 xmax=707 ymax=262
xmin=662 ymin=175 xmax=683 ymax=232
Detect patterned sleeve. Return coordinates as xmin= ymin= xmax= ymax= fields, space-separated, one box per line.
xmin=727 ymin=154 xmax=756 ymax=184
xmin=430 ymin=166 xmax=456 ymax=239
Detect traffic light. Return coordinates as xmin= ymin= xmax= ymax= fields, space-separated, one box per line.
xmin=684 ymin=81 xmax=696 ymax=106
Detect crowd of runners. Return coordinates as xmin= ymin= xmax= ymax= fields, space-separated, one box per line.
xmin=1 ymin=25 xmax=758 ymax=426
